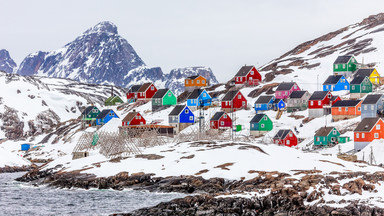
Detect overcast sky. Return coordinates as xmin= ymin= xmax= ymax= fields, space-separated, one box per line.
xmin=0 ymin=0 xmax=383 ymax=82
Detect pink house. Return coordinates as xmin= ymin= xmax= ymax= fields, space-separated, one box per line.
xmin=275 ymin=82 xmax=301 ymax=100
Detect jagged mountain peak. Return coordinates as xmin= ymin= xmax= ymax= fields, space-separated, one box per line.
xmin=0 ymin=49 xmax=17 ymax=73
xmin=83 ymin=21 xmax=118 ymax=35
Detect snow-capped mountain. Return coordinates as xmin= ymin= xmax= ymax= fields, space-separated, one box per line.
xmin=0 ymin=49 xmax=17 ymax=73
xmin=260 ymin=13 xmax=384 ymax=92
xmin=15 ymin=21 xmax=218 ymax=93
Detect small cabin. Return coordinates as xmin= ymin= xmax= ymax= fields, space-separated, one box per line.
xmin=322 ymin=75 xmax=349 ymax=91
xmin=314 ymin=127 xmax=341 ymax=146
xmin=287 ymin=91 xmax=310 ymax=113
xmin=187 ymin=89 xmax=212 ymax=108
xmin=96 ymin=109 xmax=119 ymax=126
xmin=21 ymin=143 xmax=31 ymax=151
xmin=361 ymin=94 xmax=384 ymax=120
xmin=137 ymin=83 xmax=158 ymax=100
xmin=354 ymin=68 xmax=380 ymax=85
xmin=333 ymin=56 xmax=357 ymax=78
xmin=250 ymin=114 xmax=273 ymax=137
xmin=152 ymin=89 xmax=177 ymax=111
xmin=81 ymin=106 xmax=100 ymax=127
xmin=354 ymin=117 xmax=384 ymax=150
xmin=273 ymin=99 xmax=286 ymax=110
xmin=350 ymin=76 xmax=372 ymax=99
xmin=331 ymin=100 xmax=362 ymax=121
xmin=126 ymin=85 xmax=142 ymax=102
xmin=254 ymin=95 xmax=275 ymax=113
xmin=122 ymin=111 xmax=146 ymax=126
xmin=275 ymin=82 xmax=300 ymax=100
xmin=221 ymin=90 xmax=247 ymax=112
xmin=234 ymin=65 xmax=261 ymax=86
xmin=308 ymin=91 xmax=338 ymax=118
xmin=210 ymin=111 xmax=232 ymax=129
xmin=105 ymin=95 xmax=124 ymax=106
xmin=185 ymin=75 xmax=208 ymax=91
xmin=272 ymin=129 xmax=298 ymax=147
xmin=168 ymin=105 xmax=195 ymax=133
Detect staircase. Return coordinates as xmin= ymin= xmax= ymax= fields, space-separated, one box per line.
xmin=276 ymin=109 xmax=284 ymax=120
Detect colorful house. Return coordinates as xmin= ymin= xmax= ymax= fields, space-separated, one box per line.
xmin=331 ymin=100 xmax=362 ymax=121
xmin=210 ymin=111 xmax=232 ymax=129
xmin=333 ymin=56 xmax=357 ymax=78
xmin=322 ymin=75 xmax=349 ymax=91
xmin=361 ymin=94 xmax=384 ymax=119
xmin=275 ymin=82 xmax=301 ymax=100
xmin=350 ymin=76 xmax=373 ymax=99
xmin=21 ymin=143 xmax=31 ymax=151
xmin=96 ymin=109 xmax=119 ymax=126
xmin=152 ymin=89 xmax=177 ymax=111
xmin=354 ymin=117 xmax=384 ymax=150
xmin=314 ymin=127 xmax=341 ymax=146
xmin=122 ymin=111 xmax=146 ymax=126
xmin=81 ymin=106 xmax=100 ymax=127
xmin=105 ymin=95 xmax=124 ymax=106
xmin=185 ymin=75 xmax=208 ymax=92
xmin=168 ymin=105 xmax=195 ymax=133
xmin=355 ymin=68 xmax=380 ymax=85
xmin=250 ymin=114 xmax=273 ymax=137
xmin=308 ymin=91 xmax=338 ymax=118
xmin=254 ymin=95 xmax=275 ymax=113
xmin=273 ymin=99 xmax=286 ymax=110
xmin=273 ymin=129 xmax=298 ymax=147
xmin=221 ymin=90 xmax=247 ymax=112
xmin=187 ymin=89 xmax=212 ymax=108
xmin=126 ymin=85 xmax=141 ymax=103
xmin=287 ymin=91 xmax=311 ymax=112
xmin=234 ymin=65 xmax=261 ymax=85
xmin=137 ymin=83 xmax=158 ymax=100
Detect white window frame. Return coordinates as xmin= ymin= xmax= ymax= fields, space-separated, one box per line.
xmin=220 ymin=121 xmax=224 ymax=126
xmin=185 ymin=109 xmax=189 ymax=114
xmin=310 ymin=101 xmax=313 ymax=106
xmin=352 ymin=86 xmax=355 ymax=90
xmin=333 ymin=130 xmax=337 ymax=135
xmin=338 ymin=107 xmax=341 ymax=112
xmin=250 ymin=71 xmax=254 ymax=75
xmin=343 ymin=64 xmax=346 ymax=69
xmin=362 ymin=133 xmax=365 ymax=138
xmin=238 ymin=95 xmax=241 ymax=99
xmin=202 ymin=80 xmax=205 ymax=84
xmin=264 ymin=116 xmax=267 ymax=121
xmin=371 ymin=105 xmax=375 ymax=111
xmin=318 ymin=101 xmax=321 ymax=105
xmin=345 ymin=107 xmax=348 ymax=112
xmin=261 ymin=124 xmax=265 ymax=128
xmin=203 ymin=93 xmax=206 ymax=97
xmin=358 ymin=107 xmax=361 ymax=111
xmin=197 ymin=80 xmax=200 ymax=84
xmin=289 ymin=133 xmax=293 ymax=137
xmin=375 ymin=133 xmax=379 ymax=138
xmin=185 ymin=80 xmax=188 ymax=84
xmin=362 ymin=86 xmax=366 ymax=90
xmin=223 ymin=114 xmax=227 ymax=118
xmin=335 ymin=65 xmax=338 ymax=69
xmin=151 ymin=86 xmax=154 ymax=90
xmin=189 ymin=116 xmax=193 ymax=121
xmin=356 ymin=133 xmax=359 ymax=138
xmin=286 ymin=140 xmax=290 ymax=145
xmin=377 ymin=124 xmax=381 ymax=130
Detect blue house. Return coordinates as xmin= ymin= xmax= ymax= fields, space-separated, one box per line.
xmin=96 ymin=109 xmax=119 ymax=125
xmin=254 ymin=95 xmax=275 ymax=113
xmin=21 ymin=143 xmax=31 ymax=151
xmin=361 ymin=94 xmax=384 ymax=120
xmin=323 ymin=75 xmax=349 ymax=91
xmin=187 ymin=89 xmax=212 ymax=108
xmin=168 ymin=105 xmax=195 ymax=124
xmin=273 ymin=99 xmax=286 ymax=110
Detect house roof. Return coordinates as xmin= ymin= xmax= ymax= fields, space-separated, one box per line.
xmin=355 ymin=68 xmax=375 ymax=77
xmin=187 ymin=75 xmax=199 ymax=80
xmin=323 ymin=75 xmax=343 ymax=85
xmin=334 ymin=56 xmax=353 ymax=64
xmin=250 ymin=114 xmax=266 ymax=123
xmin=315 ymin=127 xmax=336 ymax=137
xmin=289 ymin=91 xmax=307 ymax=99
xmin=362 ymin=94 xmax=383 ymax=104
xmin=332 ymin=100 xmax=361 ymax=107
xmin=222 ymin=90 xmax=239 ymax=101
xmin=273 ymin=99 xmax=283 ymax=104
xmin=122 ymin=111 xmax=139 ymax=122
xmin=330 ymin=96 xmax=339 ymax=101
xmin=235 ymin=66 xmax=254 ymax=77
xmin=187 ymin=89 xmax=204 ymax=99
xmin=255 ymin=95 xmax=274 ymax=104
xmin=96 ymin=109 xmax=113 ymax=119
xmin=276 ymin=82 xmax=296 ymax=91
xmin=152 ymin=89 xmax=169 ymax=99
xmin=137 ymin=83 xmax=153 ymax=92
xmin=309 ymin=91 xmax=329 ymax=100
xmin=273 ymin=129 xmax=293 ymax=140
xmin=128 ymin=85 xmax=142 ymax=93
xmin=81 ymin=106 xmax=97 ymax=116
xmin=211 ymin=112 xmax=225 ymax=121
xmin=105 ymin=95 xmax=122 ymax=103
xmin=350 ymin=76 xmax=367 ymax=85
xmin=169 ymin=105 xmax=186 ymax=116
xmin=354 ymin=117 xmax=380 ymax=132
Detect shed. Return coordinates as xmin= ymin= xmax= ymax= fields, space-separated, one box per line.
xmin=21 ymin=144 xmax=31 ymax=151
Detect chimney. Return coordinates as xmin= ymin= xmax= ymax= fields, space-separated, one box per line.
xmin=111 ymin=86 xmax=114 ymax=96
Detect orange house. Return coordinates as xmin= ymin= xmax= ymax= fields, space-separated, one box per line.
xmin=185 ymin=75 xmax=207 ymax=91
xmin=354 ymin=117 xmax=384 ymax=150
xmin=331 ymin=100 xmax=362 ymax=121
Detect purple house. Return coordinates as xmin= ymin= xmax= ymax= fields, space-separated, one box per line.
xmin=275 ymin=82 xmax=301 ymax=100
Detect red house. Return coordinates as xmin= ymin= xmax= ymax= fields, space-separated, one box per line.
xmin=273 ymin=129 xmax=298 ymax=147
xmin=354 ymin=117 xmax=384 ymax=150
xmin=308 ymin=91 xmax=340 ymax=118
xmin=210 ymin=111 xmax=232 ymax=129
xmin=137 ymin=83 xmax=157 ymax=100
xmin=234 ymin=65 xmax=261 ymax=85
xmin=126 ymin=85 xmax=142 ymax=102
xmin=221 ymin=90 xmax=247 ymax=112
xmin=121 ymin=111 xmax=146 ymax=126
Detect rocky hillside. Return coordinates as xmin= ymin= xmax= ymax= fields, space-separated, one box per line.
xmin=0 ymin=49 xmax=17 ymax=73
xmin=260 ymin=13 xmax=384 ymax=92
xmin=9 ymin=21 xmax=217 ymax=94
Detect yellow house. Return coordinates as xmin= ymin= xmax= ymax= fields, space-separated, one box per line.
xmin=354 ymin=68 xmax=381 ymax=85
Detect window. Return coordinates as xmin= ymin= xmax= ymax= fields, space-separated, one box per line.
xmin=279 ymin=92 xmax=281 ymax=96
xmin=343 ymin=64 xmax=346 ymax=69
xmin=211 ymin=122 xmax=214 ymax=126
xmin=310 ymin=101 xmax=314 ymax=106
xmin=286 ymin=140 xmax=290 ymax=145
xmin=109 ymin=113 xmax=113 ymax=117
xmin=338 ymin=107 xmax=341 ymax=112
xmin=364 ymin=105 xmax=367 ymax=110
xmin=377 ymin=124 xmax=381 ymax=130
xmin=264 ymin=116 xmax=267 ymax=120
xmin=202 ymin=80 xmax=205 ymax=84
xmin=185 ymin=109 xmax=189 ymax=114
xmin=356 ymin=133 xmax=359 ymax=138
xmin=344 ymin=85 xmax=347 ymax=90
xmin=189 ymin=116 xmax=193 ymax=121
xmin=335 ymin=65 xmax=338 ymax=69
xmin=345 ymin=107 xmax=348 ymax=111
xmin=136 ymin=116 xmax=139 ymax=119
xmin=168 ymin=92 xmax=171 ymax=97
xmin=242 ymin=101 xmax=246 ymax=106
xmin=333 ymin=130 xmax=337 ymax=135
xmin=371 ymin=105 xmax=374 ymax=111
xmin=318 ymin=101 xmax=321 ymax=105
xmin=223 ymin=114 xmax=227 ymax=118
xmin=139 ymin=116 xmax=141 ymax=119
xmin=151 ymin=86 xmax=154 ymax=90
xmin=191 ymin=80 xmax=194 ymax=84
xmin=261 ymin=124 xmax=265 ymax=128
xmin=362 ymin=86 xmax=366 ymax=90
xmin=352 ymin=86 xmax=355 ymax=90
xmin=197 ymin=80 xmax=200 ymax=84
xmin=203 ymin=93 xmax=206 ymax=97
xmin=358 ymin=107 xmax=361 ymax=111
xmin=220 ymin=121 xmax=224 ymax=126
xmin=250 ymin=71 xmax=254 ymax=75
xmin=140 ymin=122 xmax=143 ymax=125
xmin=362 ymin=133 xmax=365 ymax=138
xmin=238 ymin=95 xmax=241 ymax=99
xmin=328 ymin=94 xmax=331 ymax=98
xmin=375 ymin=133 xmax=379 ymax=138
xmin=289 ymin=132 xmax=293 ymax=137
xmin=326 ymin=86 xmax=328 ymax=90
xmin=284 ymin=91 xmax=288 ymax=95
xmin=185 ymin=80 xmax=188 ymax=84
xmin=316 ymin=137 xmax=320 ymax=141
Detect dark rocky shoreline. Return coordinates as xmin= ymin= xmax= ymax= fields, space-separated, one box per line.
xmin=0 ymin=164 xmax=35 ymax=174
xmin=15 ymin=167 xmax=384 ymax=215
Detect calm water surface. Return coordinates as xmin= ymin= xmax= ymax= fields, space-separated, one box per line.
xmin=0 ymin=172 xmax=185 ymax=215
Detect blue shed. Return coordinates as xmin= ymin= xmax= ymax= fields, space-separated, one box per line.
xmin=254 ymin=95 xmax=275 ymax=113
xmin=323 ymin=75 xmax=349 ymax=91
xmin=168 ymin=105 xmax=195 ymax=124
xmin=96 ymin=109 xmax=119 ymax=125
xmin=21 ymin=144 xmax=31 ymax=151
xmin=187 ymin=89 xmax=212 ymax=108
xmin=273 ymin=99 xmax=286 ymax=110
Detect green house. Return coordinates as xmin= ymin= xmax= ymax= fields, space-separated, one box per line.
xmin=81 ymin=106 xmax=100 ymax=127
xmin=105 ymin=95 xmax=124 ymax=106
xmin=250 ymin=114 xmax=273 ymax=136
xmin=350 ymin=76 xmax=372 ymax=94
xmin=333 ymin=56 xmax=357 ymax=78
xmin=314 ymin=126 xmax=340 ymax=146
xmin=152 ymin=89 xmax=177 ymax=111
